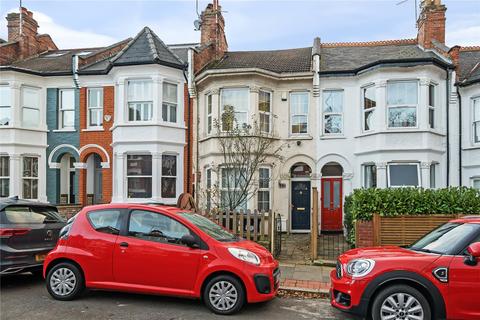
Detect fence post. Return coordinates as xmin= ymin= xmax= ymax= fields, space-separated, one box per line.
xmin=246 ymin=209 xmax=251 ymax=240
xmin=269 ymin=210 xmax=275 ymax=254
xmin=311 ymin=187 xmax=319 ymax=261
xmin=373 ymin=214 xmax=381 ymax=246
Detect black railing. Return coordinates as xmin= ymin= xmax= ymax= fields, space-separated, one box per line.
xmin=317 ymin=232 xmax=352 ymax=261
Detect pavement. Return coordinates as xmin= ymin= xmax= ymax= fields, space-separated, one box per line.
xmin=279 ymin=264 xmax=332 ymax=293
xmin=0 ymin=273 xmax=359 ymax=320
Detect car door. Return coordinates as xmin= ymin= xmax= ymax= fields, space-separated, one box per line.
xmin=113 ymin=209 xmax=204 ymax=294
xmin=447 ymin=234 xmax=480 ymax=319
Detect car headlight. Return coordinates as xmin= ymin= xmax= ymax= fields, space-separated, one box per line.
xmin=228 ymin=248 xmax=260 ymax=265
xmin=346 ymin=259 xmax=375 ymax=278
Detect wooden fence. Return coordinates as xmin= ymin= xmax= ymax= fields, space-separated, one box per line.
xmin=362 ymin=214 xmax=465 ymax=247
xmin=199 ymin=209 xmax=279 ymax=255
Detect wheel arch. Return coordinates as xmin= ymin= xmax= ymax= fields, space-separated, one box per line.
xmin=362 ymin=271 xmax=447 ymax=320
xmin=200 ymin=270 xmax=247 ymax=301
xmin=45 ymin=257 xmax=86 ymax=283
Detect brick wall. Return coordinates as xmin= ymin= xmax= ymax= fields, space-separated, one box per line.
xmin=417 ymin=1 xmax=446 ymax=49
xmin=56 ymin=204 xmax=82 ymax=219
xmin=78 ymin=86 xmax=114 ymax=206
xmin=355 ymin=220 xmax=374 ymax=248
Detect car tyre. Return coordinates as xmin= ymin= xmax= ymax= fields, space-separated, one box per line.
xmin=46 ymin=262 xmax=84 ymax=301
xmin=371 ymin=284 xmax=431 ymax=320
xmin=203 ymin=275 xmax=245 ymax=315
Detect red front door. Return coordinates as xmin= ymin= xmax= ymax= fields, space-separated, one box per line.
xmin=321 ymin=178 xmax=343 ymax=231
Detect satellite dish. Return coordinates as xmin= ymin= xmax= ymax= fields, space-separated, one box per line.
xmin=194 ymin=19 xmax=202 ymax=31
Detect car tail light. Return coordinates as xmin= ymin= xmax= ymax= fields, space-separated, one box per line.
xmin=0 ymin=228 xmax=31 ymax=238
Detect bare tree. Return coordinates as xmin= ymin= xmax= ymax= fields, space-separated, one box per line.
xmin=204 ymin=107 xmax=286 ymax=211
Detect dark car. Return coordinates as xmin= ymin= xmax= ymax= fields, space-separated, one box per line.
xmin=1 ymin=197 xmax=66 ymax=276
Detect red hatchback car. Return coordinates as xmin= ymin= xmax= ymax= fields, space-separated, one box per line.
xmin=43 ymin=204 xmax=279 ymax=315
xmin=331 ymin=216 xmax=480 ymax=320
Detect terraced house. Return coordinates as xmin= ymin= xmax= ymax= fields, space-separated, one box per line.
xmin=192 ymin=0 xmax=480 ymax=233
xmin=0 ymin=7 xmax=197 ymax=210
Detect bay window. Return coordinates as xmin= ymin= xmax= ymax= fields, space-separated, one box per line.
xmin=126 ymin=155 xmax=152 ymax=198
xmin=259 ymin=90 xmax=271 ymax=133
xmin=87 ymin=88 xmax=103 ymax=127
xmin=128 ymin=80 xmax=153 ymax=121
xmin=220 ymin=88 xmax=249 ymax=131
xmin=362 ymin=86 xmax=376 ymax=131
xmin=0 ymin=156 xmax=9 ymax=197
xmin=0 ymin=85 xmax=11 ymax=126
xmin=290 ymin=92 xmax=309 ymax=134
xmin=473 ymin=97 xmax=480 ymax=143
xmin=162 ymin=82 xmax=177 ymax=123
xmin=363 ymin=164 xmax=377 ymax=188
xmin=59 ymin=89 xmax=75 ymax=129
xmin=22 ymin=87 xmax=40 ymax=128
xmin=387 ymin=81 xmax=418 ymax=128
xmin=221 ymin=167 xmax=247 ymax=210
xmin=428 ymin=84 xmax=435 ymax=129
xmin=161 ymin=154 xmax=177 ymax=198
xmin=22 ymin=156 xmax=38 ymax=199
xmin=257 ymin=167 xmax=270 ymax=212
xmin=323 ymin=90 xmax=343 ymax=134
xmin=387 ymin=163 xmax=420 ymax=187
xmin=206 ymin=94 xmax=213 ymax=135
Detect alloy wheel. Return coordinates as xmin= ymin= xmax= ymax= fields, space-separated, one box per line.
xmin=208 ymin=280 xmax=238 ymax=311
xmin=380 ymin=292 xmax=424 ymax=320
xmin=50 ymin=267 xmax=77 ymax=296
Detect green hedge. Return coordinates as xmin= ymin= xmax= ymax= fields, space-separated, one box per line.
xmin=343 ymin=187 xmax=480 ymax=246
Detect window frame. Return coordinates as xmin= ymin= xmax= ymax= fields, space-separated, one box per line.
xmin=322 ymin=89 xmax=344 ymax=135
xmin=387 ymin=162 xmax=421 ymax=188
xmin=21 ymin=86 xmax=40 ymax=128
xmin=127 ymin=79 xmax=153 ymax=122
xmin=162 ymin=81 xmax=178 ymax=123
xmin=161 ymin=154 xmax=177 ymax=199
xmin=22 ymin=156 xmax=39 ymax=200
xmin=387 ymin=80 xmax=419 ymax=129
xmin=0 ymin=155 xmax=9 ymax=198
xmin=58 ymin=88 xmax=75 ymax=129
xmin=472 ymin=178 xmax=480 ymax=190
xmin=290 ymin=91 xmax=309 ymax=135
xmin=220 ymin=87 xmax=250 ymax=131
xmin=428 ymin=83 xmax=436 ymax=129
xmin=206 ymin=94 xmax=213 ymax=135
xmin=473 ymin=96 xmax=480 ymax=144
xmin=430 ymin=163 xmax=437 ymax=189
xmin=362 ymin=163 xmax=377 ymax=188
xmin=87 ymin=87 xmax=103 ymax=128
xmin=220 ymin=167 xmax=247 ymax=210
xmin=0 ymin=84 xmax=11 ymax=126
xmin=126 ymin=154 xmax=153 ymax=199
xmin=257 ymin=167 xmax=271 ymax=212
xmin=259 ymin=90 xmax=272 ymax=134
xmin=362 ymin=85 xmax=376 ymax=132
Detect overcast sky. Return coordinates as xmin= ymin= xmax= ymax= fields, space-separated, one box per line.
xmin=0 ymin=0 xmax=479 ymax=50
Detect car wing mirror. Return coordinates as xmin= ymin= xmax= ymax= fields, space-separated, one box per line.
xmin=464 ymin=242 xmax=480 ymax=266
xmin=181 ymin=234 xmax=199 ymax=249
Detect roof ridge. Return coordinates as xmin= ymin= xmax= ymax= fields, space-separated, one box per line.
xmin=321 ymin=38 xmax=417 ymax=48
xmin=226 ymin=47 xmax=312 ymax=54
xmin=144 ymin=27 xmax=160 ymax=61
xmin=459 ymin=46 xmax=480 ymax=52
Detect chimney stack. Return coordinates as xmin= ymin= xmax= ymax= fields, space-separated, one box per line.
xmin=200 ymin=0 xmax=227 ymax=60
xmin=417 ymin=0 xmax=447 ymax=49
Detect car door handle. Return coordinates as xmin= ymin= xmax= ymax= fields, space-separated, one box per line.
xmin=119 ymin=242 xmax=129 ymax=248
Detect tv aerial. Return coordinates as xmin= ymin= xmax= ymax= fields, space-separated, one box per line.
xmin=396 ymin=0 xmax=420 ymax=27
xmin=193 ymin=0 xmax=202 ymax=31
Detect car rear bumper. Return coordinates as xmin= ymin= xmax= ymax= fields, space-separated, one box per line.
xmin=1 ymin=246 xmax=53 ymax=275
xmin=329 ymin=269 xmax=368 ymax=317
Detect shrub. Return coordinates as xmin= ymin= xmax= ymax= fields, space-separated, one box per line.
xmin=343 ymin=194 xmax=355 ymax=245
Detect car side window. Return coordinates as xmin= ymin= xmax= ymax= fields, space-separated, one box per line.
xmin=128 ymin=210 xmax=190 ymax=246
xmin=87 ymin=210 xmax=122 ymax=235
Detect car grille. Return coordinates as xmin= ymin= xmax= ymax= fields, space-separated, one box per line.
xmin=336 ymin=260 xmax=342 ymax=279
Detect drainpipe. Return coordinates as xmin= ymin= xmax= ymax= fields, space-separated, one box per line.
xmin=72 ymin=54 xmax=80 ymax=89
xmin=457 ymin=87 xmax=462 ymax=186
xmin=445 ymin=68 xmax=451 ymax=187
xmin=182 ymin=65 xmax=192 ymax=195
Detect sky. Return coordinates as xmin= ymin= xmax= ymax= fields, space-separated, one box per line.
xmin=0 ymin=0 xmax=479 ymax=51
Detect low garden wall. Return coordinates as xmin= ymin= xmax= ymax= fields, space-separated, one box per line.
xmin=56 ymin=204 xmax=82 ymax=219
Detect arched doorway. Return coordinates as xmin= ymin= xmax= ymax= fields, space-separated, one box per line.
xmin=290 ymin=163 xmax=311 ymax=232
xmin=86 ymin=153 xmax=103 ymax=204
xmin=321 ymin=162 xmax=343 ymax=231
xmin=59 ymin=153 xmax=76 ymax=204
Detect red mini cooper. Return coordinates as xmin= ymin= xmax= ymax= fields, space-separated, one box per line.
xmin=43 ymin=204 xmax=279 ymax=315
xmin=331 ymin=216 xmax=480 ymax=320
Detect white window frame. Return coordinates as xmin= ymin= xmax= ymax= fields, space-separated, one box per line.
xmin=0 ymin=85 xmax=11 ymax=126
xmin=322 ymin=89 xmax=344 ymax=135
xmin=257 ymin=167 xmax=271 ymax=212
xmin=22 ymin=156 xmax=38 ymax=200
xmin=0 ymin=155 xmax=10 ymax=197
xmin=362 ymin=163 xmax=377 ymax=188
xmin=290 ymin=91 xmax=309 ymax=135
xmin=220 ymin=167 xmax=247 ymax=210
xmin=259 ymin=90 xmax=272 ymax=134
xmin=206 ymin=94 xmax=213 ymax=135
xmin=428 ymin=83 xmax=436 ymax=129
xmin=87 ymin=88 xmax=103 ymax=128
xmin=220 ymin=88 xmax=249 ymax=131
xmin=430 ymin=163 xmax=437 ymax=189
xmin=387 ymin=162 xmax=421 ymax=188
xmin=472 ymin=177 xmax=480 ymax=190
xmin=473 ymin=96 xmax=480 ymax=144
xmin=161 ymin=154 xmax=177 ymax=199
xmin=126 ymin=154 xmax=152 ymax=199
xmin=127 ymin=79 xmax=153 ymax=122
xmin=362 ymin=85 xmax=376 ymax=132
xmin=387 ymin=80 xmax=418 ymax=129
xmin=58 ymin=88 xmax=75 ymax=129
xmin=21 ymin=86 xmax=40 ymax=128
xmin=162 ymin=82 xmax=178 ymax=123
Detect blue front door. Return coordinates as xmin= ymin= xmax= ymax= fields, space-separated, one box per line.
xmin=291 ymin=181 xmax=311 ymax=230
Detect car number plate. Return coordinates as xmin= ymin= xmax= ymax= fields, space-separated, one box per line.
xmin=35 ymin=253 xmax=46 ymax=262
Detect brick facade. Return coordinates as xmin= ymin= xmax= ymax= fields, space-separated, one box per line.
xmin=417 ymin=0 xmax=446 ymax=49
xmin=355 ymin=220 xmax=374 ymax=248
xmin=183 ymin=84 xmax=194 ymax=195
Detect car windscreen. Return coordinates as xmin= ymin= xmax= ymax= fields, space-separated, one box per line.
xmin=409 ymin=222 xmax=480 ymax=255
xmin=179 ymin=213 xmax=238 ymax=242
xmin=1 ymin=206 xmax=65 ymax=224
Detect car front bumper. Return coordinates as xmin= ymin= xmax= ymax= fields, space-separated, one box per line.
xmin=243 ymin=261 xmax=280 ymax=303
xmin=329 ymin=269 xmax=369 ymax=317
